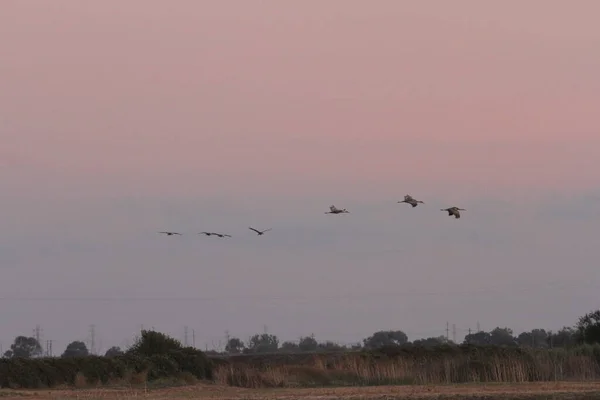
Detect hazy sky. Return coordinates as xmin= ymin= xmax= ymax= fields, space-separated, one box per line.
xmin=1 ymin=1 xmax=599 ymax=354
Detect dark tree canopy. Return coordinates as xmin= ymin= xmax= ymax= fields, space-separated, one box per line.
xmin=412 ymin=336 xmax=450 ymax=347
xmin=547 ymin=327 xmax=578 ymax=348
xmin=247 ymin=333 xmax=279 ymax=353
xmin=3 ymin=336 xmax=43 ymax=359
xmin=104 ymin=346 xmax=124 ymax=357
xmin=279 ymin=341 xmax=300 ymax=352
xmin=363 ymin=330 xmax=408 ymax=348
xmin=577 ymin=309 xmax=600 ymax=344
xmin=127 ymin=330 xmax=183 ymax=357
xmin=62 ymin=341 xmax=89 ymax=358
xmin=489 ymin=327 xmax=517 ymax=346
xmin=298 ymin=335 xmax=318 ymax=352
xmin=225 ymin=337 xmax=245 ymax=354
xmin=517 ymin=329 xmax=549 ymax=348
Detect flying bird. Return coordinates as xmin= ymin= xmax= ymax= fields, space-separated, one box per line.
xmin=248 ymin=227 xmax=272 ymax=235
xmin=398 ymin=195 xmax=424 ymax=208
xmin=325 ymin=205 xmax=350 ymax=214
xmin=199 ymin=232 xmax=231 ymax=238
xmin=159 ymin=231 xmax=182 ymax=236
xmin=441 ymin=207 xmax=466 ymax=219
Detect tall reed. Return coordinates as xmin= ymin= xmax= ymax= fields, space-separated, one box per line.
xmin=213 ymin=345 xmax=600 ymax=388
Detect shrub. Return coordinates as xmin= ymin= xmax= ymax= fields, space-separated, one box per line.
xmin=0 ymin=329 xmax=216 ymax=389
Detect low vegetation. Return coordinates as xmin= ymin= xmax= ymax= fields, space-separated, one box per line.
xmin=0 ymin=330 xmax=212 ymax=389
xmin=0 ymin=309 xmax=599 ymax=390
xmin=213 ymin=344 xmax=600 ymax=388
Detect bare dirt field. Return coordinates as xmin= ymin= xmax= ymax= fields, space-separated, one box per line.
xmin=3 ymin=382 xmax=600 ymax=400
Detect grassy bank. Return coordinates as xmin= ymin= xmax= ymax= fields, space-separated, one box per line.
xmin=213 ymin=344 xmax=600 ymax=388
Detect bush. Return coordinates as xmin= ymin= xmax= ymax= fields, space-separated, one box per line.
xmin=0 ymin=330 xmax=214 ymax=389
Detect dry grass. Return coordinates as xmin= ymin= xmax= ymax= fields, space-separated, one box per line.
xmin=3 ymin=381 xmax=600 ymax=400
xmin=213 ymin=350 xmax=600 ymax=388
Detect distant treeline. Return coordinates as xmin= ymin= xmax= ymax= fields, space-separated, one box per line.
xmin=0 ymin=309 xmax=598 ymax=389
xmin=2 ymin=310 xmax=600 ymax=360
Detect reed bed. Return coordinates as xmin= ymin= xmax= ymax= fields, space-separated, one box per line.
xmin=213 ymin=345 xmax=600 ymax=388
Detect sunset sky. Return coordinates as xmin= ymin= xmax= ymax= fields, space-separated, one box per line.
xmin=1 ymin=1 xmax=599 ymax=353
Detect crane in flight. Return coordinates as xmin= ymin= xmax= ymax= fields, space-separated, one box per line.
xmin=441 ymin=207 xmax=466 ymax=219
xmin=248 ymin=227 xmax=272 ymax=235
xmin=199 ymin=232 xmax=231 ymax=238
xmin=398 ymin=194 xmax=424 ymax=208
xmin=324 ymin=205 xmax=349 ymax=214
xmin=159 ymin=231 xmax=182 ymax=236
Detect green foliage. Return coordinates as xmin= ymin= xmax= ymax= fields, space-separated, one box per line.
xmin=62 ymin=341 xmax=89 ymax=358
xmin=0 ymin=330 xmax=213 ymax=389
xmin=3 ymin=336 xmax=43 ymax=359
xmin=225 ymin=337 xmax=245 ymax=354
xmin=298 ymin=335 xmax=318 ymax=352
xmin=547 ymin=327 xmax=578 ymax=347
xmin=126 ymin=329 xmax=184 ymax=357
xmin=247 ymin=333 xmax=279 ymax=353
xmin=104 ymin=346 xmax=124 ymax=357
xmin=577 ymin=309 xmax=600 ymax=344
xmin=363 ymin=330 xmax=409 ymax=349
xmin=412 ymin=336 xmax=452 ymax=347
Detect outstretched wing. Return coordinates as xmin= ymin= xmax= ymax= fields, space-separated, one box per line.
xmin=262 ymin=228 xmax=272 ymax=233
xmin=404 ymin=195 xmax=413 ymax=201
xmin=248 ymin=227 xmax=260 ymax=234
xmin=329 ymin=205 xmax=338 ymax=212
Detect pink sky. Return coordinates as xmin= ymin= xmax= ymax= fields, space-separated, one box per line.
xmin=1 ymin=1 xmax=599 ymax=352
xmin=2 ymin=1 xmax=599 ymax=200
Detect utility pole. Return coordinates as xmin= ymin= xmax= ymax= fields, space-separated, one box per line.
xmin=46 ymin=340 xmax=53 ymax=357
xmin=192 ymin=329 xmax=196 ymax=348
xmin=184 ymin=326 xmax=189 ymax=347
xmin=33 ymin=325 xmax=42 ymax=357
xmin=445 ymin=322 xmax=449 ymax=341
xmin=90 ymin=325 xmax=96 ymax=355
xmin=452 ymin=324 xmax=456 ymax=343
xmin=33 ymin=325 xmax=42 ymax=343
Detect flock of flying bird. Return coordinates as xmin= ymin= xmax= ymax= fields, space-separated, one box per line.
xmin=158 ymin=195 xmax=466 ymax=238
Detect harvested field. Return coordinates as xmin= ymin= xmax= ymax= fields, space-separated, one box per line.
xmin=3 ymin=382 xmax=600 ymax=400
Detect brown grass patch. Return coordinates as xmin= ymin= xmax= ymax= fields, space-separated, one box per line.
xmin=214 ymin=350 xmax=600 ymax=388
xmin=5 ymin=381 xmax=600 ymax=400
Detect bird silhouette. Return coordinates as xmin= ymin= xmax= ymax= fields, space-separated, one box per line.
xmin=248 ymin=227 xmax=272 ymax=235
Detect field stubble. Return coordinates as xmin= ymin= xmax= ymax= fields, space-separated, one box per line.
xmin=5 ymin=382 xmax=600 ymax=400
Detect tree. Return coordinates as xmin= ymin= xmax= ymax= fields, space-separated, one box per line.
xmin=317 ymin=341 xmax=348 ymax=352
xmin=104 ymin=346 xmax=124 ymax=357
xmin=62 ymin=341 xmax=89 ymax=358
xmin=463 ymin=331 xmax=491 ymax=345
xmin=517 ymin=329 xmax=549 ymax=348
xmin=225 ymin=337 xmax=245 ymax=354
xmin=489 ymin=327 xmax=517 ymax=346
xmin=363 ymin=330 xmax=408 ymax=349
xmin=547 ymin=327 xmax=577 ymax=348
xmin=298 ymin=335 xmax=318 ymax=352
xmin=576 ymin=309 xmax=600 ymax=344
xmin=413 ymin=336 xmax=450 ymax=347
xmin=127 ymin=329 xmax=183 ymax=357
xmin=279 ymin=341 xmax=300 ymax=352
xmin=247 ymin=333 xmax=279 ymax=353
xmin=3 ymin=336 xmax=43 ymax=358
